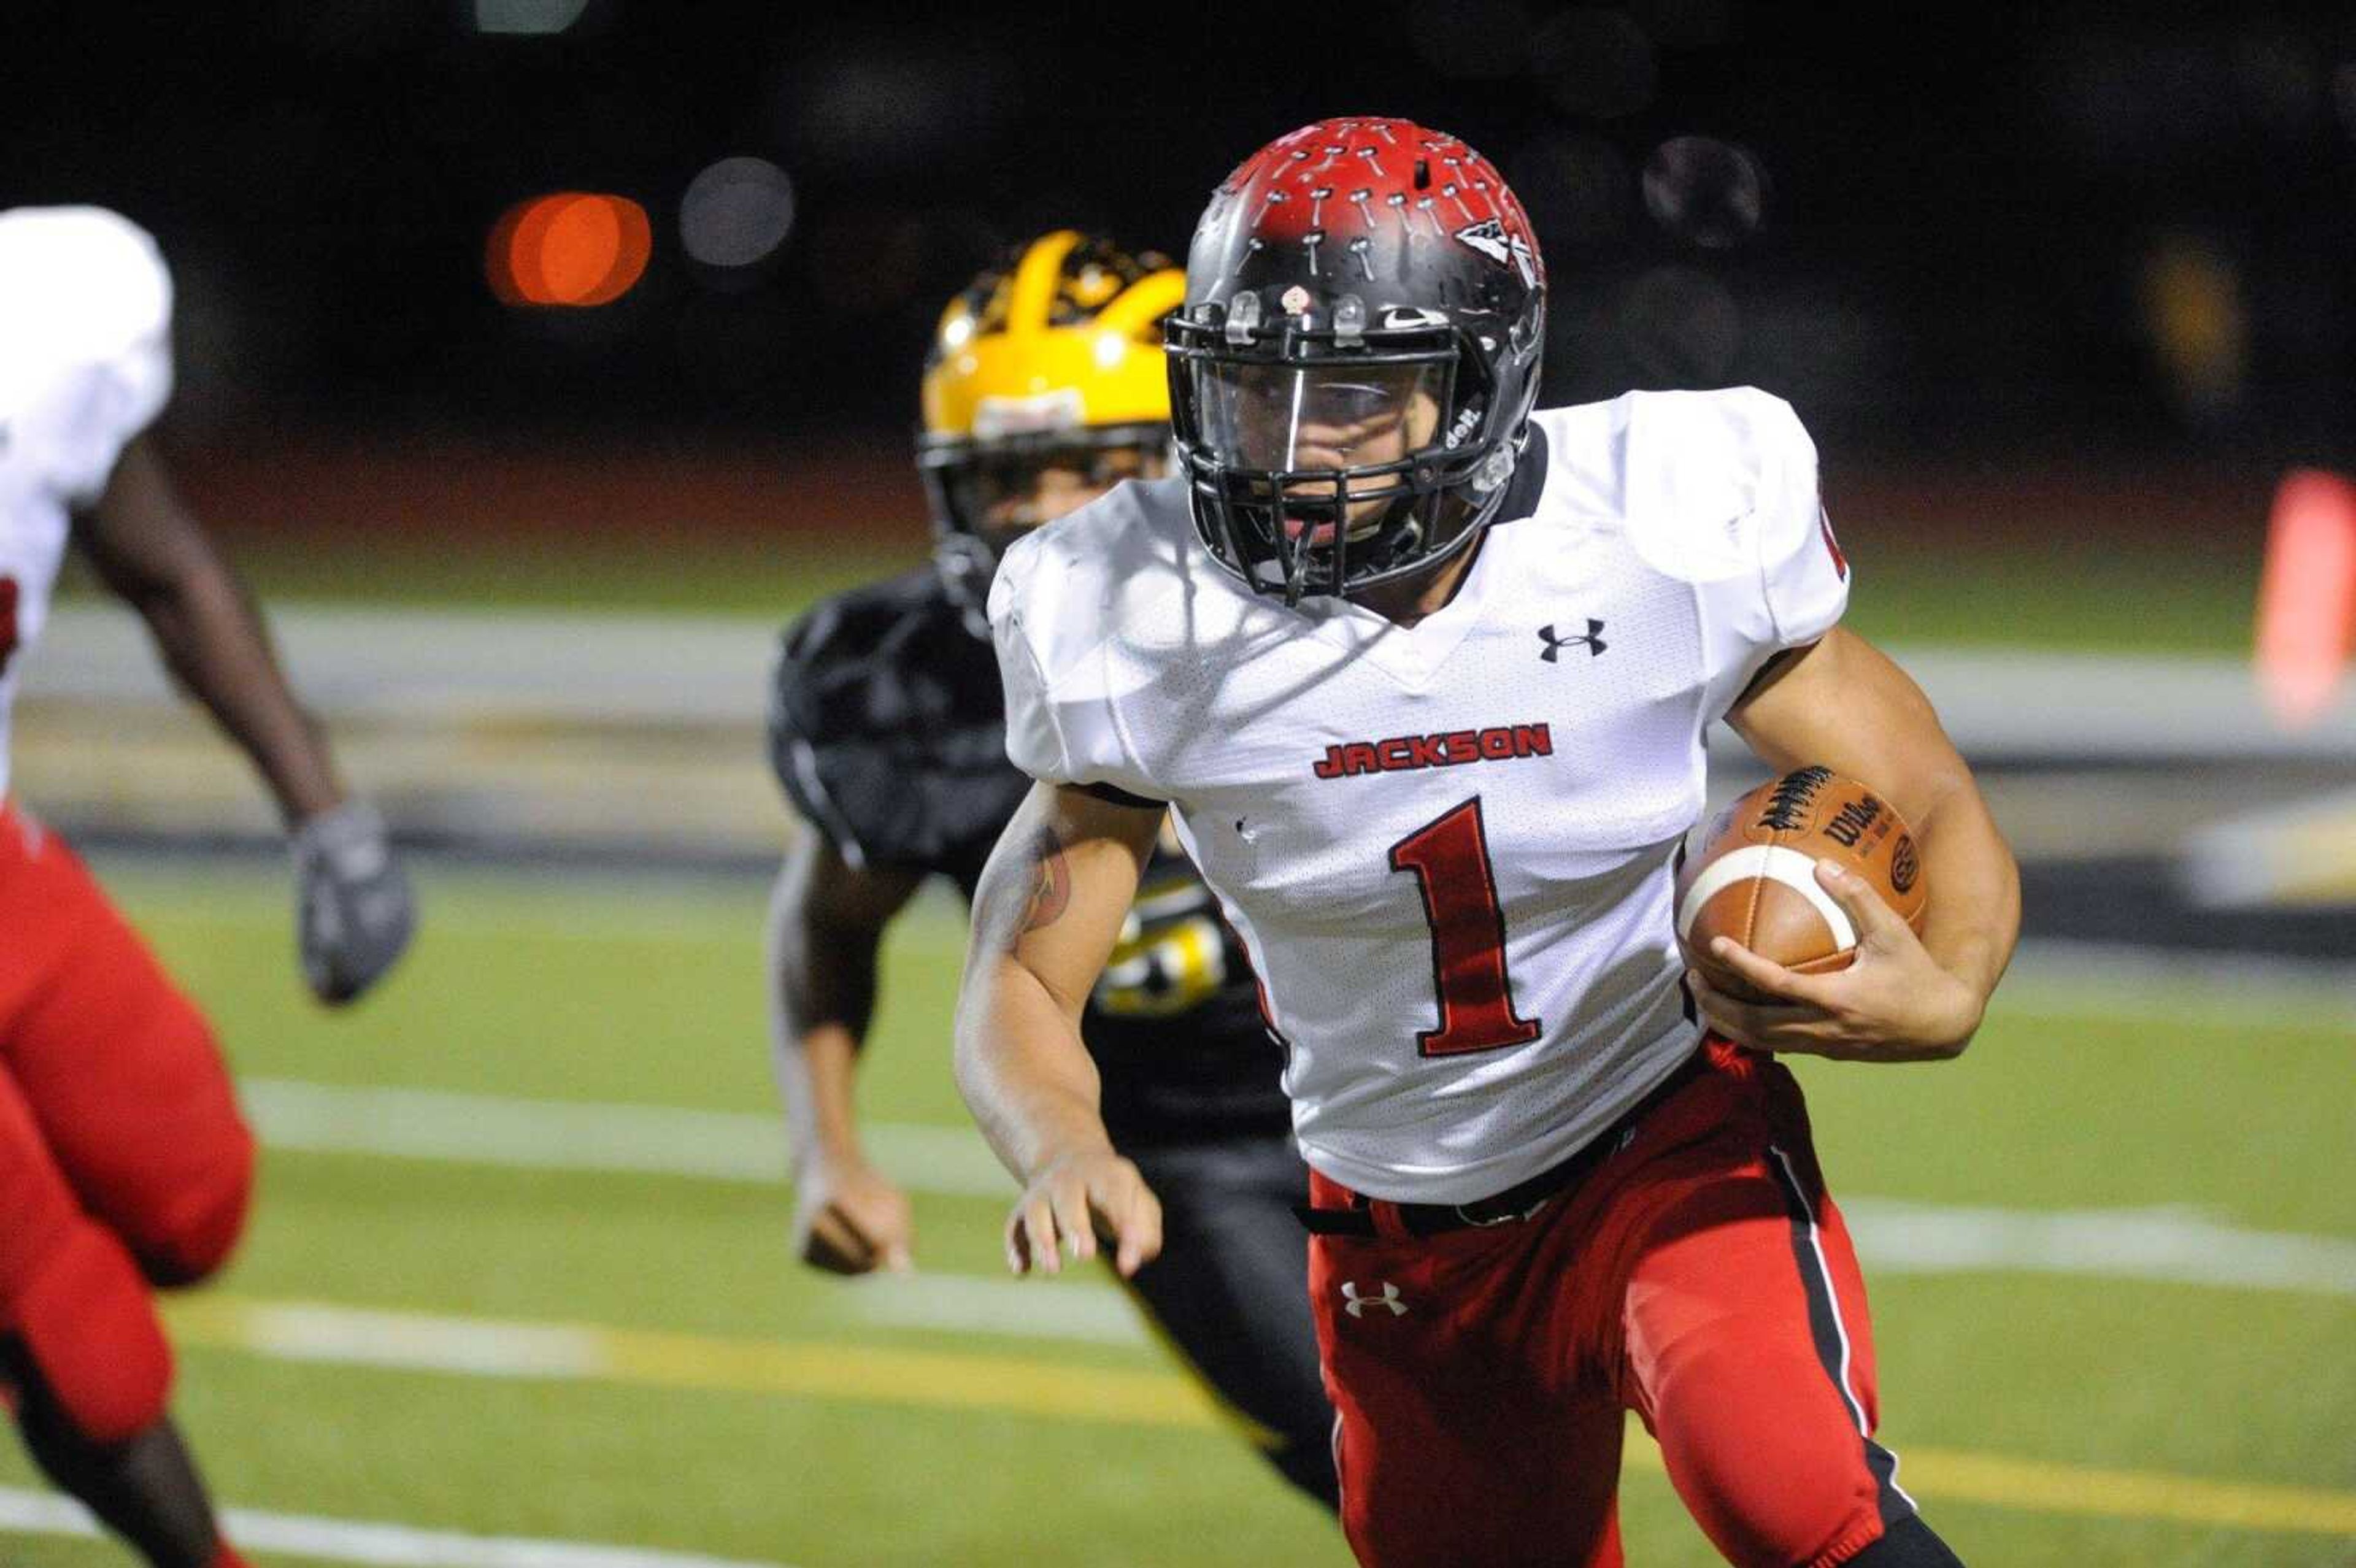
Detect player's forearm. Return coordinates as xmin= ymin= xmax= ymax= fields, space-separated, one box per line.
xmin=772 ymin=1002 xmax=866 ymax=1163
xmin=764 ymin=869 xmax=883 ymax=1170
xmin=134 ymin=563 xmax=344 ymax=823
xmin=773 ymin=1022 xmax=868 ymax=1173
xmin=953 ymin=954 xmax=1114 ymax=1183
xmin=1912 ymin=777 xmax=2020 ymax=1028
xmin=953 ymin=782 xmax=1155 ymax=1182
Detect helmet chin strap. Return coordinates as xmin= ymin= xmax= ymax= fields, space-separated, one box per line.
xmin=1283 ymin=526 xmax=1315 ymax=604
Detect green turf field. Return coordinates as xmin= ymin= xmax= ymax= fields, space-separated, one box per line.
xmin=2 ymin=865 xmax=2349 ymax=1567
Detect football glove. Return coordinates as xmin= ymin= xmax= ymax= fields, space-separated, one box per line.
xmin=292 ymin=799 xmax=416 ymax=1005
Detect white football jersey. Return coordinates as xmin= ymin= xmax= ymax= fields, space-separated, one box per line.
xmin=0 ymin=206 xmax=175 ymax=801
xmin=991 ymin=386 xmax=1849 ymax=1203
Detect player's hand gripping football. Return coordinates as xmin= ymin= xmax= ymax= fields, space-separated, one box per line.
xmin=1006 ymin=1146 xmax=1162 ymax=1280
xmin=793 ymin=1154 xmax=914 ymax=1276
xmin=1689 ymin=858 xmax=1983 ymax=1062
xmin=291 ymin=799 xmax=417 ymax=1005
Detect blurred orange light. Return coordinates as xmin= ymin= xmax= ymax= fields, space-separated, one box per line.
xmin=487 ymin=193 xmax=652 ymax=307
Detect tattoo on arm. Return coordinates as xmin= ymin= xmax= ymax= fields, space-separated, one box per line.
xmin=1022 ymin=826 xmax=1071 ymax=932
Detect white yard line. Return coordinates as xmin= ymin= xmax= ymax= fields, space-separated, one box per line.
xmin=241 ymin=1076 xmax=2356 ymax=1302
xmin=240 ymin=1078 xmax=1010 ymax=1196
xmin=0 ymin=1486 xmax=793 ymax=1568
xmin=31 ymin=605 xmax=2356 ymax=756
xmin=23 ymin=604 xmax=780 ymax=726
xmin=160 ymin=1294 xmax=1216 ymax=1431
xmin=836 ymin=1270 xmax=1145 ymax=1343
xmin=1999 ymin=939 xmax=2356 ymax=1029
xmin=1842 ymin=1201 xmax=2356 ymax=1296
xmin=221 ymin=1300 xmax=612 ymax=1377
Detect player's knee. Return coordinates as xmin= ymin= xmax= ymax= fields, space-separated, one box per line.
xmin=1672 ymin=1459 xmax=1885 ymax=1568
xmin=4 ymin=1225 xmax=174 ymax=1445
xmin=1841 ymin=1513 xmax=1966 ymax=1567
xmin=1652 ymin=1350 xmax=1888 ymax=1567
xmin=131 ymin=1136 xmax=254 ymax=1289
xmin=133 ymin=1183 xmax=251 ymax=1289
xmin=1657 ymin=1392 xmax=1883 ymax=1566
xmin=121 ymin=1074 xmax=255 ymax=1289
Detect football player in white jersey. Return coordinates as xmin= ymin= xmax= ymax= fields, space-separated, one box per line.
xmin=0 ymin=206 xmax=415 ymax=1568
xmin=955 ymin=119 xmax=2017 ymax=1567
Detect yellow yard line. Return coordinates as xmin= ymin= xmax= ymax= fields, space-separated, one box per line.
xmin=1872 ymin=1448 xmax=2356 ymax=1536
xmin=169 ymin=1294 xmax=2356 ymax=1539
xmin=166 ymin=1295 xmax=1220 ymax=1430
xmin=592 ymin=1324 xmax=1214 ymax=1428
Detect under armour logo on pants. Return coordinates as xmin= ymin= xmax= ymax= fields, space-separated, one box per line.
xmin=1342 ymin=1280 xmax=1407 ymax=1318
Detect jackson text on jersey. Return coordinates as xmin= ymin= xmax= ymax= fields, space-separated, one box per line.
xmin=1312 ymin=722 xmax=1552 ymax=780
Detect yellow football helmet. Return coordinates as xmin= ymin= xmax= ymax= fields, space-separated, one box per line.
xmin=919 ymin=231 xmax=1185 ymax=611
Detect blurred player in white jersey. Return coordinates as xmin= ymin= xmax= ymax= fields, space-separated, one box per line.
xmin=0 ymin=207 xmax=415 ymax=1568
xmin=955 ymin=119 xmax=2019 ymax=1567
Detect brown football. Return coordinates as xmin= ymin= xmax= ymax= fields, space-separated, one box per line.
xmin=1674 ymin=766 xmax=1927 ymax=1003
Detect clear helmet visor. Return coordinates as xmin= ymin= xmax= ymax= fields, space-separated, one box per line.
xmin=1190 ymin=361 xmax=1448 ymax=475
xmin=1187 ymin=359 xmax=1452 ymax=553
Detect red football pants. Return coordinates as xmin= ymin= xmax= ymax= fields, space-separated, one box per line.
xmin=0 ymin=803 xmax=254 ymax=1437
xmin=1308 ymin=1044 xmax=1914 ymax=1568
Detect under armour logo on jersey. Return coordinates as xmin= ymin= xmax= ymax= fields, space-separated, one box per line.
xmin=1341 ymin=1280 xmax=1407 ymax=1318
xmin=1538 ymin=619 xmax=1607 ymax=663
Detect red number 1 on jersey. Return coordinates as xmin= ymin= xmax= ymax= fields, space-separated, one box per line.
xmin=0 ymin=577 xmax=19 ymax=677
xmin=1389 ymin=796 xmax=1542 ymax=1057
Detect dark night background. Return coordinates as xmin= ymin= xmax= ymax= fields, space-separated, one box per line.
xmin=12 ymin=2 xmax=2356 ymax=472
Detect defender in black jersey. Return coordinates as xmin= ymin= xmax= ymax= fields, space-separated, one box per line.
xmin=763 ymin=233 xmax=1335 ymax=1508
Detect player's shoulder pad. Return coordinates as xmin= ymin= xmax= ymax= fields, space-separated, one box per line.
xmin=770 ymin=563 xmax=1032 ymax=867
xmin=771 ymin=566 xmax=962 ymax=751
xmin=1536 ymin=386 xmax=1816 ymax=586
xmin=988 ymin=478 xmax=1174 ymax=681
xmin=0 ymin=206 xmax=174 ymax=374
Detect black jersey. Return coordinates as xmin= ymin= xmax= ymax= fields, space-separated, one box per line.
xmin=769 ymin=566 xmax=1288 ymax=1145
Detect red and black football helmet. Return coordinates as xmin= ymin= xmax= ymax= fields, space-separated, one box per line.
xmin=1166 ymin=117 xmax=1547 ymax=604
